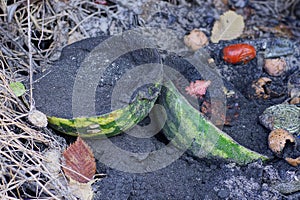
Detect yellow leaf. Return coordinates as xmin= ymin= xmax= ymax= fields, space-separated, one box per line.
xmin=211 ymin=11 xmax=244 ymax=43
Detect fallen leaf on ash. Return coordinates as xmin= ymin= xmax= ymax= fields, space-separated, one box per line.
xmin=247 ymin=77 xmax=281 ymax=99
xmin=186 ymin=80 xmax=211 ymax=98
xmin=69 ymin=179 xmax=94 ymax=200
xmin=211 ymin=11 xmax=244 ymax=43
xmin=285 ymin=157 xmax=300 ymax=167
xmin=62 ymin=137 xmax=96 ymax=183
xmin=9 ymin=82 xmax=26 ymax=97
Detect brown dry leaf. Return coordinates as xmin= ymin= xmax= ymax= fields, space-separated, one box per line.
xmin=285 ymin=157 xmax=300 ymax=167
xmin=290 ymin=97 xmax=300 ymax=105
xmin=62 ymin=137 xmax=96 ymax=183
xmin=211 ymin=11 xmax=245 ymax=43
xmin=249 ymin=77 xmax=272 ymax=99
xmin=268 ymin=129 xmax=295 ymax=155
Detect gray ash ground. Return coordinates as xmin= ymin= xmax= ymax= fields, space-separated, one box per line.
xmin=33 ymin=0 xmax=300 ymax=199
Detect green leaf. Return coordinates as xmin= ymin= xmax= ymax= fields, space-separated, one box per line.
xmin=9 ymin=82 xmax=26 ymax=97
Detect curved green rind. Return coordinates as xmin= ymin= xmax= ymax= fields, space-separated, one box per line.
xmin=47 ymin=84 xmax=160 ymax=138
xmin=160 ymin=80 xmax=269 ymax=165
xmin=47 ymin=75 xmax=269 ymax=164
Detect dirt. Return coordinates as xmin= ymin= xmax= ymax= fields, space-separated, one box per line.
xmin=32 ymin=0 xmax=300 ymax=199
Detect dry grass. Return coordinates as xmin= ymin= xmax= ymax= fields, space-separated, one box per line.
xmin=251 ymin=0 xmax=299 ymax=16
xmin=0 ymin=59 xmax=70 ymax=198
xmin=0 ymin=0 xmax=120 ymax=198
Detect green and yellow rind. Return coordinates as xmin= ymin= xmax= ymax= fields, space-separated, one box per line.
xmin=160 ymin=80 xmax=269 ymax=165
xmin=48 ymin=84 xmax=160 ymax=138
xmin=47 ymin=77 xmax=268 ymax=165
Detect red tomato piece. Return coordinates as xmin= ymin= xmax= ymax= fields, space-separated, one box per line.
xmin=222 ymin=43 xmax=256 ymax=64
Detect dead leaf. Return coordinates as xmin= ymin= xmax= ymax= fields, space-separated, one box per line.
xmin=201 ymin=100 xmax=240 ymax=126
xmin=285 ymin=157 xmax=300 ymax=167
xmin=69 ymin=179 xmax=94 ymax=200
xmin=248 ymin=77 xmax=282 ymax=99
xmin=62 ymin=137 xmax=96 ymax=183
xmin=290 ymin=97 xmax=300 ymax=105
xmin=211 ymin=11 xmax=245 ymax=43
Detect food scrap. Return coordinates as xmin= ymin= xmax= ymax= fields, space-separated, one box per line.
xmin=259 ymin=104 xmax=300 ymax=134
xmin=222 ymin=43 xmax=256 ymax=64
xmin=186 ymin=80 xmax=211 ymax=98
xmin=264 ymin=58 xmax=286 ymax=77
xmin=184 ymin=29 xmax=209 ymax=51
xmin=268 ymin=129 xmax=295 ymax=156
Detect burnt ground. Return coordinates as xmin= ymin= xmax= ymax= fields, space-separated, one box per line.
xmin=32 ymin=1 xmax=300 ymax=199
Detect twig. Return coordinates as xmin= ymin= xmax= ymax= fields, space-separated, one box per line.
xmin=27 ymin=0 xmax=34 ymax=111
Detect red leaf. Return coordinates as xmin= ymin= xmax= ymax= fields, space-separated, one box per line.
xmin=62 ymin=137 xmax=96 ymax=183
xmin=185 ymin=80 xmax=211 ymax=98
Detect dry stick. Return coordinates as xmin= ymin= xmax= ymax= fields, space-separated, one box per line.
xmin=38 ymin=0 xmax=45 ymax=50
xmin=68 ymin=11 xmax=99 ymax=36
xmin=27 ymin=0 xmax=34 ymax=111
